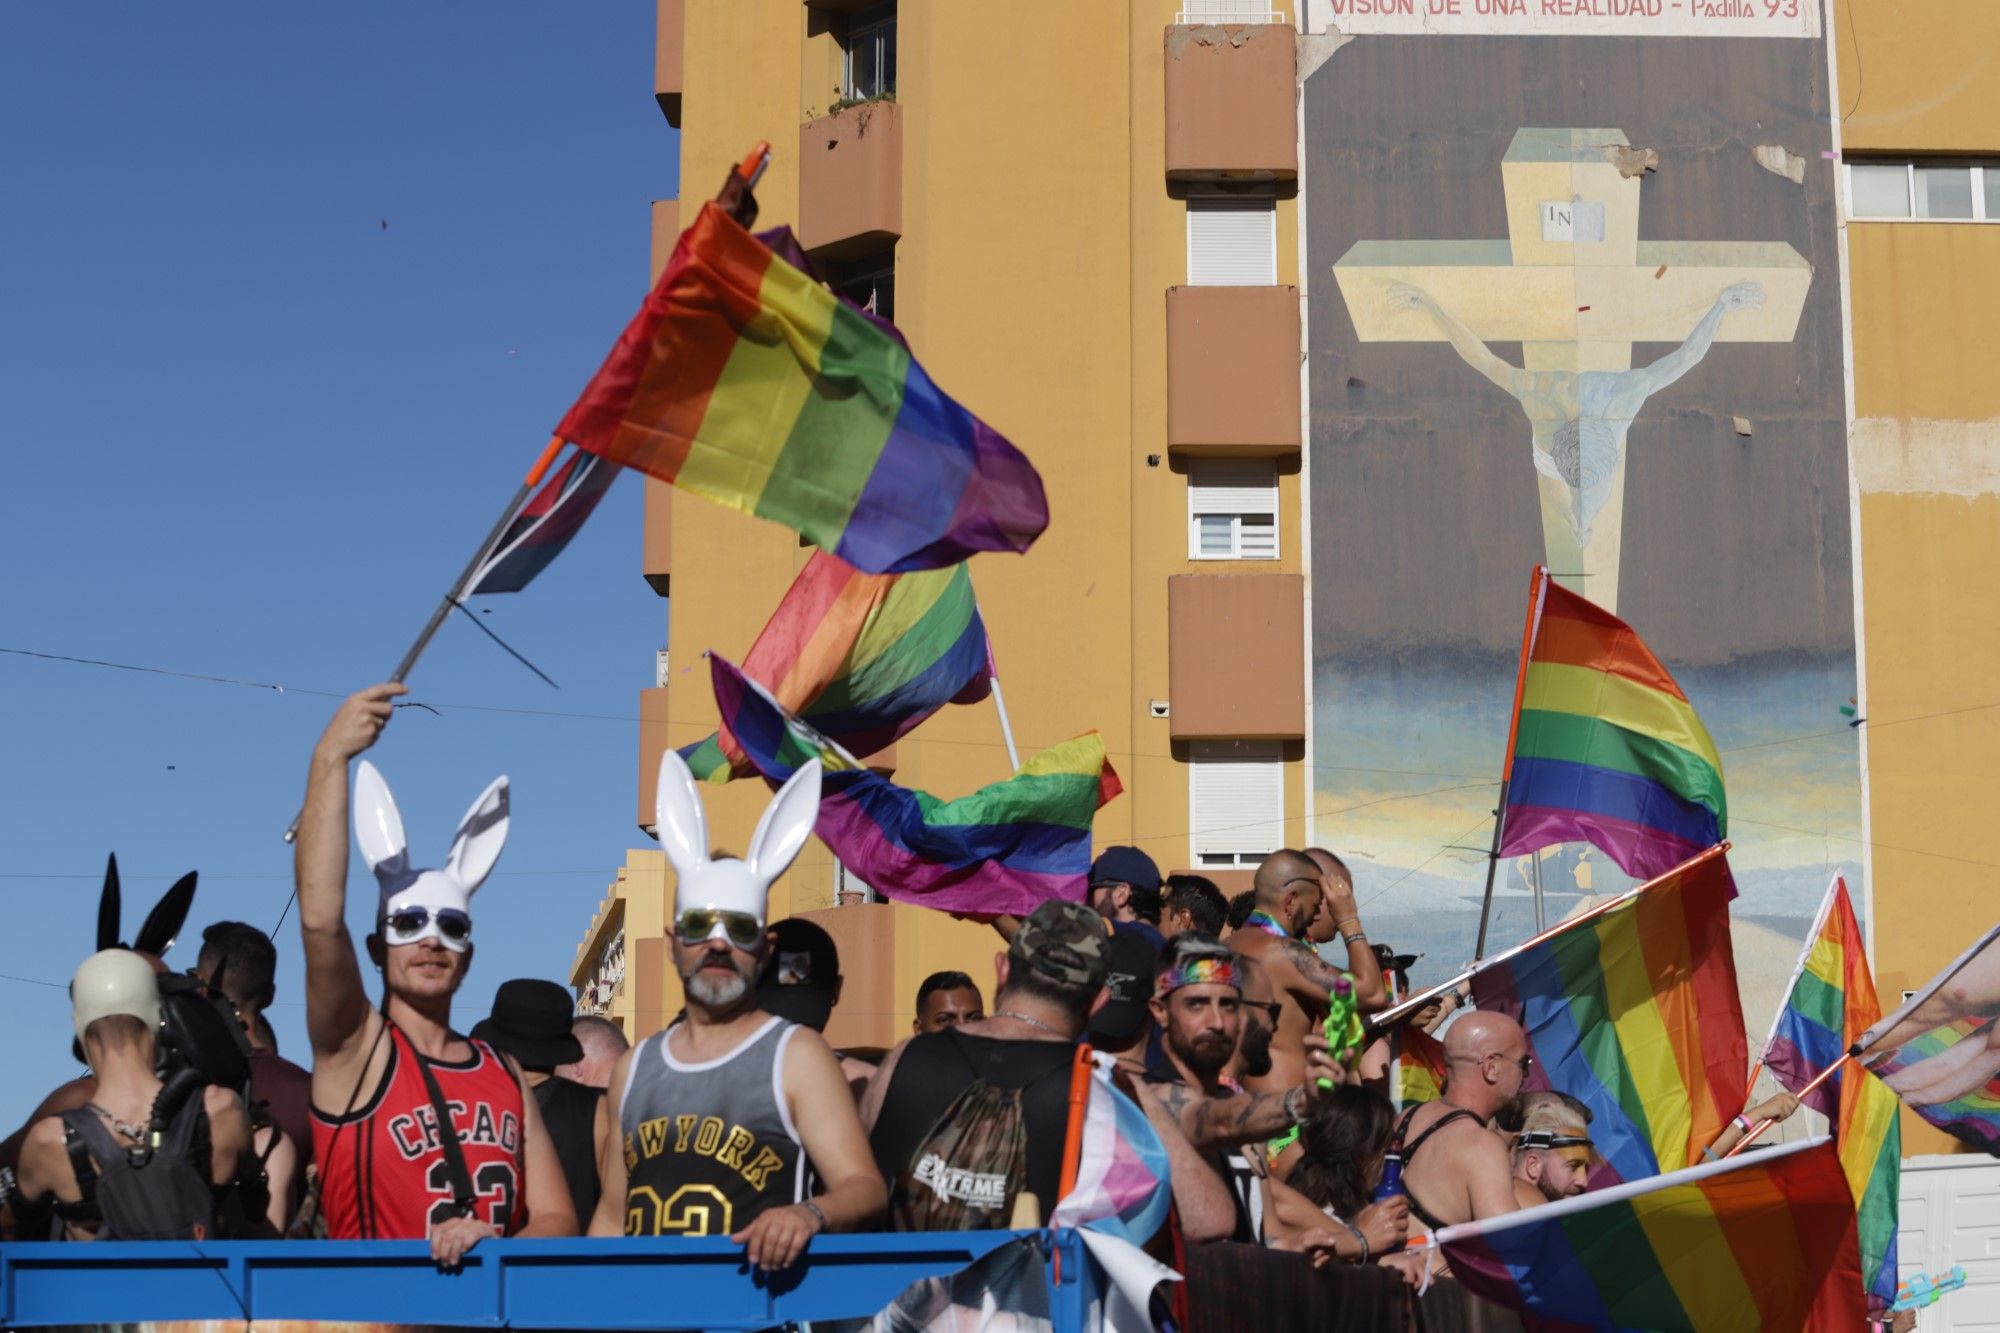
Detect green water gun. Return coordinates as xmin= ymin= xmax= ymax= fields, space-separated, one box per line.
xmin=1320 ymin=972 xmax=1367 ymax=1090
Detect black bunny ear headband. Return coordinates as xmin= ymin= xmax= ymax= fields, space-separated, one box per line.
xmin=97 ymin=853 xmax=199 ymax=958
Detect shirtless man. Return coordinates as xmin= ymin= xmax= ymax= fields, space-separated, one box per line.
xmin=1506 ymin=1092 xmax=1595 ymax=1209
xmin=1228 ymin=849 xmax=1387 ymax=1098
xmin=1391 ymin=1011 xmax=1531 ymax=1231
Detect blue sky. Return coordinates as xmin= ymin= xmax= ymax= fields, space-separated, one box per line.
xmin=1 ymin=4 xmax=677 ymax=1126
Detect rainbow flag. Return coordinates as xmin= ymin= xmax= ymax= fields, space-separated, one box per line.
xmin=1762 ymin=875 xmax=1902 ymax=1310
xmin=464 ymin=446 xmax=619 ymax=595
xmin=710 ymin=654 xmax=1119 ymax=915
xmin=1871 ymin=1018 xmax=2000 ymax=1151
xmin=679 ymin=553 xmax=991 ymax=782
xmin=1499 ymin=572 xmax=1726 ymax=881
xmin=1471 ymin=846 xmax=1747 ymax=1183
xmin=1859 ymin=921 xmax=2000 ymax=1156
xmin=1436 ymin=1137 xmax=1863 ymax=1333
xmin=556 ymin=201 xmax=1048 ymax=573
xmin=1394 ymin=1024 xmax=1447 ymax=1109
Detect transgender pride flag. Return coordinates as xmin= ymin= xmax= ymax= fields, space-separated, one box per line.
xmin=1053 ymin=1063 xmax=1171 ymax=1245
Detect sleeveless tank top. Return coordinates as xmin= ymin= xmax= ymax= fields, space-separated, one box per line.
xmin=619 ymin=1015 xmax=804 ymax=1237
xmin=311 ymin=1025 xmax=528 ymax=1240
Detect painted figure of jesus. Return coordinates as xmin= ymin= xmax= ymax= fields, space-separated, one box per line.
xmin=1388 ymin=279 xmax=1766 ymax=562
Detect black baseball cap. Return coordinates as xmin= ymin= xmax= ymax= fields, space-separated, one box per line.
xmin=1086 ymin=930 xmax=1159 ymax=1049
xmin=756 ymin=917 xmax=842 ymax=1031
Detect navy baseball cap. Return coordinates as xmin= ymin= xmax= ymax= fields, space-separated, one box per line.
xmin=1089 ymin=846 xmax=1161 ymax=893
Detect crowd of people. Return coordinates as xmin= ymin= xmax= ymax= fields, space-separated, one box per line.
xmin=0 ymin=683 xmax=1829 ymax=1320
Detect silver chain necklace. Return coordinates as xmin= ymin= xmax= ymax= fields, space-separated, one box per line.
xmin=991 ymin=1009 xmax=1066 ymax=1037
xmin=85 ymin=1103 xmax=147 ymax=1141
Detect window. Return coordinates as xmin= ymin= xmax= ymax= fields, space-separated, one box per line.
xmin=827 ymin=251 xmax=895 ymax=321
xmin=1189 ymin=741 xmax=1285 ymax=867
xmin=1187 ymin=196 xmax=1277 ymax=285
xmin=834 ymin=860 xmax=876 ymax=905
xmin=1188 ymin=464 xmax=1279 ymax=560
xmin=842 ymin=5 xmax=896 ymax=102
xmin=1846 ymin=160 xmax=2000 ymax=221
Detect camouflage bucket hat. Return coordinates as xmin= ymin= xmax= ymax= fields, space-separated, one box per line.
xmin=1010 ymin=900 xmax=1109 ymax=990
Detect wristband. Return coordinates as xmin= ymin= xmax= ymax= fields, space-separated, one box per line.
xmin=1334 ymin=1213 xmax=1369 ymax=1265
xmin=1732 ymin=1114 xmax=1753 ymax=1133
xmin=1335 ymin=917 xmax=1361 ymax=932
xmin=1344 ymin=930 xmax=1368 ymax=947
xmin=801 ymin=1199 xmax=828 ymax=1233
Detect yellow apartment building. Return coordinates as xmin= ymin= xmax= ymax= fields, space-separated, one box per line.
xmin=572 ymin=0 xmax=2000 ymax=1176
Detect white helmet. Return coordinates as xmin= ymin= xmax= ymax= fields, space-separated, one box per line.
xmin=71 ymin=948 xmax=161 ymax=1047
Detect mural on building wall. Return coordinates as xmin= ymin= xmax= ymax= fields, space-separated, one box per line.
xmin=1305 ymin=20 xmax=1862 ymax=1014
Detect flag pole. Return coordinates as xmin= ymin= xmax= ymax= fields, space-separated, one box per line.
xmin=989 ymin=675 xmax=1022 ymax=772
xmin=1366 ymin=841 xmax=1731 ymax=1037
xmin=1474 ymin=565 xmax=1550 ymax=961
xmin=278 ymin=436 xmax=565 ymax=843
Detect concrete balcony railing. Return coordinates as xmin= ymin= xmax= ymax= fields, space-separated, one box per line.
xmin=1164 ymin=21 xmax=1297 ymax=181
xmin=1167 ymin=573 xmax=1305 ymax=740
xmin=637 ymin=686 xmax=672 ymax=833
xmin=799 ymin=100 xmax=903 ymax=261
xmin=1165 ymin=285 xmax=1301 ymax=454
xmin=654 ymin=0 xmax=682 ymax=126
xmin=642 ymin=477 xmax=671 ymax=596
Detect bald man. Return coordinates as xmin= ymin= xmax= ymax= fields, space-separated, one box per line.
xmin=1227 ymin=850 xmax=1385 ymax=1098
xmin=1390 ymin=1011 xmax=1531 ymax=1232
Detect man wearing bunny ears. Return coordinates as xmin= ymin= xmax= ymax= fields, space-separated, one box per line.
xmin=588 ymin=750 xmax=886 ymax=1270
xmin=295 ymin=684 xmax=577 ymax=1265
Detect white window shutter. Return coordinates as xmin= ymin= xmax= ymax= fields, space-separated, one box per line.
xmin=1188 ymin=464 xmax=1279 ymax=559
xmin=1190 ymin=743 xmax=1285 ymax=860
xmin=1188 ymin=197 xmax=1276 ymax=285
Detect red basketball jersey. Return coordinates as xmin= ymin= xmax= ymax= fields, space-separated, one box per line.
xmin=312 ymin=1025 xmax=528 ymax=1240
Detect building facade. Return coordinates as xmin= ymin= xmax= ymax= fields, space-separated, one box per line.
xmin=574 ymin=0 xmax=2000 ymax=1159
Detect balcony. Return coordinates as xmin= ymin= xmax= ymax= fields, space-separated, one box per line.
xmin=654 ymin=0 xmax=683 ymax=126
xmin=1164 ymin=20 xmax=1296 ymax=181
xmin=799 ymin=101 xmax=903 ymax=261
xmin=637 ymin=686 xmax=672 ymax=832
xmin=1165 ymin=285 xmax=1301 ymax=454
xmin=642 ymin=477 xmax=670 ymax=596
xmin=1167 ymin=573 xmax=1304 ymax=740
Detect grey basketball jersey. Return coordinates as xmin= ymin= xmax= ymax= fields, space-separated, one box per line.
xmin=619 ymin=1014 xmax=805 ymax=1237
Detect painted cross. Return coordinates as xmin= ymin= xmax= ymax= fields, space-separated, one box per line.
xmin=1332 ymin=128 xmax=1810 ymax=612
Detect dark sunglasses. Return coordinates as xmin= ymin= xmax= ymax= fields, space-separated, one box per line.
xmin=383 ymin=906 xmax=471 ymax=946
xmin=1252 ymin=1000 xmax=1283 ymax=1026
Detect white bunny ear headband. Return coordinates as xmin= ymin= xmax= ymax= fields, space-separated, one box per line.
xmin=354 ymin=759 xmax=509 ymax=953
xmin=655 ymin=747 xmax=820 ymax=938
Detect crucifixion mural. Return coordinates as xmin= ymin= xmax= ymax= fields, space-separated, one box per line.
xmin=1332 ymin=128 xmax=1811 ymax=612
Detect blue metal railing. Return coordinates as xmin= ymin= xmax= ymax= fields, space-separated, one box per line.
xmin=0 ymin=1229 xmax=1102 ymax=1330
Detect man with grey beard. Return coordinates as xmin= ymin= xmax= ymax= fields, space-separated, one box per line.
xmin=588 ymin=882 xmax=884 ymax=1270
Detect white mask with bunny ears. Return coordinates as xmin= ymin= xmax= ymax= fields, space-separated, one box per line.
xmin=353 ymin=759 xmax=509 ymax=954
xmin=655 ymin=747 xmax=820 ymax=944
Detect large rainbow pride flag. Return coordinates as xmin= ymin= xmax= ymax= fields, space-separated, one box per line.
xmin=1499 ymin=573 xmax=1726 ymax=881
xmin=1763 ymin=874 xmax=1902 ymax=1310
xmin=679 ymin=552 xmax=991 ymax=782
xmin=1471 ymin=846 xmax=1747 ymax=1182
xmin=556 ymin=202 xmax=1048 ymax=573
xmin=710 ymin=654 xmax=1117 ymax=915
xmin=1859 ymin=920 xmax=2000 ymax=1156
xmin=1436 ymin=1136 xmax=1863 ymax=1332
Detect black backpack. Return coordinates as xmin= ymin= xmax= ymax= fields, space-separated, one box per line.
xmin=57 ymin=1071 xmax=216 ymax=1240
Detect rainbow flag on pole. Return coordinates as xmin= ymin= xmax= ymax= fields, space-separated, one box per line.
xmin=556 ymin=202 xmax=1048 ymax=573
xmin=1435 ymin=1136 xmax=1863 ymax=1333
xmin=1471 ymin=845 xmax=1747 ymax=1182
xmin=710 ymin=654 xmax=1118 ymax=915
xmin=680 ymin=552 xmax=991 ymax=782
xmin=1393 ymin=1023 xmax=1448 ymax=1109
xmin=1762 ymin=874 xmax=1902 ymax=1312
xmin=1499 ymin=571 xmax=1726 ymax=881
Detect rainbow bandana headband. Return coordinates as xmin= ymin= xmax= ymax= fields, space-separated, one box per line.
xmin=1157 ymin=956 xmax=1243 ymax=997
